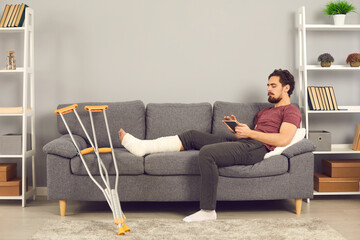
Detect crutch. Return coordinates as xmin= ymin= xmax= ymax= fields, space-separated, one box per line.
xmin=55 ymin=104 xmax=130 ymax=235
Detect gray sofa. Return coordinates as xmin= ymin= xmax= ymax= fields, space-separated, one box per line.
xmin=43 ymin=100 xmax=315 ymax=216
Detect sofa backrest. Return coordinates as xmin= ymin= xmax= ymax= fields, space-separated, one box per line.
xmin=212 ymin=101 xmax=272 ymax=140
xmin=146 ymin=103 xmax=212 ymax=139
xmin=57 ymin=100 xmax=146 ymax=148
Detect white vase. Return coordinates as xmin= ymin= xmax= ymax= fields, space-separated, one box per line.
xmin=333 ymin=14 xmax=346 ymax=25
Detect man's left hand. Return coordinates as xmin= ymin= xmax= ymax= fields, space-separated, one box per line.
xmin=234 ymin=123 xmax=252 ymax=139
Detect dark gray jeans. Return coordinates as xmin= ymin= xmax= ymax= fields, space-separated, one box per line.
xmin=178 ymin=130 xmax=268 ymax=210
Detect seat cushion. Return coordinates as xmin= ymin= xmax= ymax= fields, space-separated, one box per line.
xmin=146 ymin=103 xmax=212 ymax=139
xmin=71 ymin=148 xmax=144 ymax=176
xmin=144 ymin=151 xmax=200 ymax=175
xmin=144 ymin=151 xmax=288 ymax=178
xmin=219 ymin=155 xmax=289 ymax=178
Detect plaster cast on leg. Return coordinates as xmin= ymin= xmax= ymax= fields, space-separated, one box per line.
xmin=121 ymin=133 xmax=182 ymax=157
xmin=183 ymin=210 xmax=217 ymax=223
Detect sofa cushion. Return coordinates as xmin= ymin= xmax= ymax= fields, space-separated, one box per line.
xmin=219 ymin=155 xmax=288 ymax=178
xmin=144 ymin=151 xmax=200 ymax=175
xmin=212 ymin=101 xmax=272 ymax=140
xmin=146 ymin=103 xmax=212 ymax=139
xmin=57 ymin=100 xmax=146 ymax=148
xmin=70 ymin=148 xmax=144 ymax=176
xmin=144 ymin=151 xmax=288 ymax=178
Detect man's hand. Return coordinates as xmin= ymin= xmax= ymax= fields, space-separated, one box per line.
xmin=222 ymin=115 xmax=245 ymax=135
xmin=234 ymin=123 xmax=252 ymax=139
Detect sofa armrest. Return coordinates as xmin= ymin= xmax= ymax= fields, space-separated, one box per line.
xmin=281 ymin=139 xmax=315 ymax=159
xmin=43 ymin=134 xmax=88 ymax=158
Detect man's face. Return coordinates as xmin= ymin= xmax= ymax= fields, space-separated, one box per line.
xmin=267 ymin=76 xmax=289 ymax=103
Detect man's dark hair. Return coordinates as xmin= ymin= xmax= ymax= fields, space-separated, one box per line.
xmin=268 ymin=69 xmax=295 ymax=96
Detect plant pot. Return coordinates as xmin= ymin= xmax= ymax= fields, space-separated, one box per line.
xmin=350 ymin=62 xmax=360 ymax=67
xmin=321 ymin=62 xmax=331 ymax=67
xmin=333 ymin=14 xmax=346 ymax=25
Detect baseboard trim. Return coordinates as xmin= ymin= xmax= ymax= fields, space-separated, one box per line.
xmin=36 ymin=187 xmax=47 ymax=197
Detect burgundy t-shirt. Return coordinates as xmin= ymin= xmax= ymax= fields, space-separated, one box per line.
xmin=254 ymin=104 xmax=302 ymax=151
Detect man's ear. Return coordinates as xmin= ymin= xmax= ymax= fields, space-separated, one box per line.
xmin=284 ymin=84 xmax=290 ymax=93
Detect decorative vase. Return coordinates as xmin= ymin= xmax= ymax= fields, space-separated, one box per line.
xmin=333 ymin=14 xmax=346 ymax=25
xmin=321 ymin=62 xmax=331 ymax=67
xmin=350 ymin=62 xmax=360 ymax=67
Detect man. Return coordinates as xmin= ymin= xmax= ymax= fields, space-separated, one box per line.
xmin=118 ymin=69 xmax=302 ymax=223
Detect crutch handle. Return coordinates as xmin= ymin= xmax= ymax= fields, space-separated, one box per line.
xmin=99 ymin=147 xmax=112 ymax=153
xmin=84 ymin=105 xmax=109 ymax=112
xmin=80 ymin=147 xmax=94 ymax=155
xmin=55 ymin=104 xmax=78 ymax=115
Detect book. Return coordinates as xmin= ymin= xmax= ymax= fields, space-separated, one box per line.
xmin=9 ymin=4 xmax=20 ymax=27
xmin=320 ymin=87 xmax=329 ymax=110
xmin=310 ymin=86 xmax=320 ymax=110
xmin=3 ymin=4 xmax=14 ymax=27
xmin=352 ymin=124 xmax=360 ymax=151
xmin=324 ymin=86 xmax=334 ymax=110
xmin=315 ymin=87 xmax=324 ymax=110
xmin=0 ymin=4 xmax=10 ymax=27
xmin=307 ymin=87 xmax=315 ymax=110
xmin=15 ymin=4 xmax=28 ymax=27
xmin=328 ymin=86 xmax=339 ymax=110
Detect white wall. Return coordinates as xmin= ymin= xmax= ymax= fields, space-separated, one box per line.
xmin=0 ymin=0 xmax=359 ymax=187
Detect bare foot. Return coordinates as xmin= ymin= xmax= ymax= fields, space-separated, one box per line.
xmin=118 ymin=128 xmax=127 ymax=143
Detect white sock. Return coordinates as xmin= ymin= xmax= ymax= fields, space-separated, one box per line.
xmin=121 ymin=133 xmax=182 ymax=157
xmin=182 ymin=210 xmax=217 ymax=223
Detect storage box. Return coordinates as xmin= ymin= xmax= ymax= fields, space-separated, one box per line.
xmin=0 ymin=177 xmax=22 ymax=196
xmin=314 ymin=173 xmax=359 ymax=192
xmin=0 ymin=134 xmax=31 ymax=155
xmin=322 ymin=159 xmax=360 ymax=178
xmin=0 ymin=163 xmax=17 ymax=182
xmin=309 ymin=131 xmax=331 ymax=151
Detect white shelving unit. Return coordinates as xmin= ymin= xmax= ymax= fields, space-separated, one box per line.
xmin=297 ymin=6 xmax=360 ymax=196
xmin=0 ymin=8 xmax=36 ymax=206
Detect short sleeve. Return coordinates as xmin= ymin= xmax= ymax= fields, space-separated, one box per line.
xmin=283 ymin=105 xmax=302 ymax=128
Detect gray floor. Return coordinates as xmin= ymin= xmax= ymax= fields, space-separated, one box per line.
xmin=0 ymin=195 xmax=359 ymax=240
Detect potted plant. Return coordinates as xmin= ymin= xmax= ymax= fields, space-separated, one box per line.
xmin=323 ymin=0 xmax=356 ymax=25
xmin=346 ymin=53 xmax=360 ymax=67
xmin=318 ymin=53 xmax=334 ymax=67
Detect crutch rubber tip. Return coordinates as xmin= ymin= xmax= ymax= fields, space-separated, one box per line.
xmin=118 ymin=226 xmax=126 ymax=235
xmin=123 ymin=224 xmax=130 ymax=232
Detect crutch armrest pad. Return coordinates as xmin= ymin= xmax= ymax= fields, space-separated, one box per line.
xmin=43 ymin=134 xmax=88 ymax=158
xmin=55 ymin=104 xmax=78 ymax=115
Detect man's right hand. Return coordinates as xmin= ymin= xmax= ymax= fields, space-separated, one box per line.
xmin=222 ymin=115 xmax=241 ymax=133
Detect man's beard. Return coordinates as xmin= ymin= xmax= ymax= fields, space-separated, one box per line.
xmin=268 ymin=96 xmax=282 ymax=103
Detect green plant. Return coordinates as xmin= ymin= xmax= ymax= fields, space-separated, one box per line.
xmin=323 ymin=0 xmax=356 ymax=15
xmin=346 ymin=53 xmax=360 ymax=63
xmin=318 ymin=53 xmax=334 ymax=63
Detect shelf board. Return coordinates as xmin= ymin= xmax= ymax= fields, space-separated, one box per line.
xmin=0 ymin=187 xmax=35 ymax=200
xmin=313 ymin=144 xmax=360 ymax=154
xmin=0 ymin=107 xmax=32 ymax=116
xmin=314 ymin=190 xmax=360 ymax=196
xmin=300 ymin=65 xmax=360 ymax=71
xmin=300 ymin=24 xmax=360 ymax=31
xmin=0 ymin=150 xmax=35 ymax=158
xmin=0 ymin=27 xmax=25 ymax=33
xmin=0 ymin=67 xmax=25 ymax=73
xmin=308 ymin=106 xmax=360 ymax=113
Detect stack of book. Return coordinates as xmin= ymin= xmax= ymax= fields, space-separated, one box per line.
xmin=307 ymin=86 xmax=338 ymax=111
xmin=0 ymin=4 xmax=28 ymax=28
xmin=352 ymin=124 xmax=360 ymax=151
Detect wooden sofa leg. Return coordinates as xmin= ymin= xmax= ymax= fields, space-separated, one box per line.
xmin=59 ymin=200 xmax=67 ymax=216
xmin=295 ymin=199 xmax=302 ymax=215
